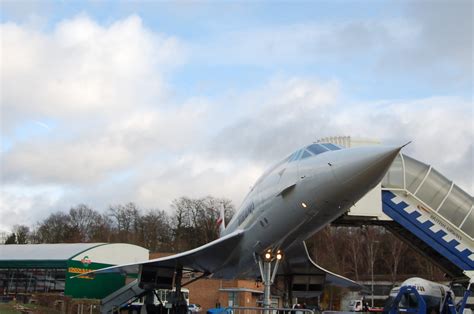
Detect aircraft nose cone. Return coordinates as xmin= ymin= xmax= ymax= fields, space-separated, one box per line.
xmin=332 ymin=145 xmax=402 ymax=188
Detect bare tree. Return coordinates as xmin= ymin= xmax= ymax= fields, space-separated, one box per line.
xmin=199 ymin=196 xmax=235 ymax=244
xmin=36 ymin=212 xmax=74 ymax=243
xmin=346 ymin=227 xmax=364 ymax=281
xmin=307 ymin=226 xmax=345 ymax=275
xmin=13 ymin=225 xmax=30 ymax=244
xmin=108 ymin=202 xmax=141 ymax=243
xmin=170 ymin=196 xmax=235 ymax=251
xmin=69 ymin=204 xmax=103 ymax=242
xmin=382 ymin=232 xmax=408 ymax=283
xmin=137 ymin=209 xmax=172 ymax=252
xmin=171 ymin=197 xmax=194 ymax=251
xmin=90 ymin=214 xmax=114 ymax=242
xmin=364 ymin=226 xmax=382 ymax=307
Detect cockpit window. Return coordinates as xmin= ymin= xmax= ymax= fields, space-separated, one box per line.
xmin=300 ymin=150 xmax=312 ymax=159
xmin=289 ymin=149 xmax=304 ymax=162
xmin=288 ymin=151 xmax=298 ymax=162
xmin=321 ymin=143 xmax=342 ymax=151
xmin=306 ymin=144 xmax=329 ymax=155
xmin=287 ymin=143 xmax=343 ymax=164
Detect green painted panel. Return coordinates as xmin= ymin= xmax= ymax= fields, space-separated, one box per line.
xmin=0 ymin=260 xmax=67 ymax=268
xmin=65 ymin=259 xmax=126 ymax=299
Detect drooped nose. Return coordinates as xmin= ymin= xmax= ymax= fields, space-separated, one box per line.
xmin=331 ymin=145 xmax=402 ymax=189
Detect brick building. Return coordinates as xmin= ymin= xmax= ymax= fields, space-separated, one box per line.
xmin=186 ymin=278 xmax=264 ymax=310
xmin=150 ymin=253 xmax=265 ymax=311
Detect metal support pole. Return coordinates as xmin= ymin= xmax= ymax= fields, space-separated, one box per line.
xmin=371 ymin=260 xmax=374 ymax=308
xmin=257 ymin=252 xmax=282 ymax=313
xmin=270 ymin=259 xmax=280 ymax=284
xmin=370 ymin=241 xmax=379 ymax=308
xmin=175 ymin=267 xmax=183 ymax=294
xmin=173 ymin=267 xmax=188 ymax=314
xmin=143 ymin=289 xmax=155 ymax=305
xmin=264 ymin=261 xmax=272 ymax=309
xmin=288 ymin=276 xmax=293 ymax=308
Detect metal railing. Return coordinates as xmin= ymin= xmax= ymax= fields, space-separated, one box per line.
xmin=221 ymin=306 xmax=317 ymax=314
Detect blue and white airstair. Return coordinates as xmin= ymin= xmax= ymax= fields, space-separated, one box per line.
xmin=381 ymin=153 xmax=473 ymax=278
xmin=334 ymin=149 xmax=473 ymax=280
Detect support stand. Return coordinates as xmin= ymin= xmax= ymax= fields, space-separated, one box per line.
xmin=283 ymin=276 xmax=293 ymax=308
xmin=142 ymin=290 xmax=157 ymax=314
xmin=257 ymin=251 xmax=282 ymax=312
xmin=167 ymin=267 xmax=187 ymax=314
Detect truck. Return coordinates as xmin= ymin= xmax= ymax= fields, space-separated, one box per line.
xmin=123 ymin=288 xmax=190 ymax=313
xmin=348 ymin=299 xmax=383 ymax=312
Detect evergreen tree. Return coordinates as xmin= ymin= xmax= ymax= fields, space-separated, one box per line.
xmin=4 ymin=233 xmax=16 ymax=244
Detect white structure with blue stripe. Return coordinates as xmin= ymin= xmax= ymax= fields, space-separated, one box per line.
xmin=325 ymin=136 xmax=473 ymax=280
xmin=381 ymin=152 xmax=473 ymax=273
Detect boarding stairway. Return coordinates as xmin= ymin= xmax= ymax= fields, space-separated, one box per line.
xmin=100 ymin=279 xmax=145 ymax=314
xmin=335 ymin=152 xmax=473 ymax=280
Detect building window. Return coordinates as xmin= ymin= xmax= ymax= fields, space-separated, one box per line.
xmin=0 ymin=268 xmax=66 ymax=294
xmin=228 ymin=292 xmax=239 ymax=307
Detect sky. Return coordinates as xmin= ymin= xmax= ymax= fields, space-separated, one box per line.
xmin=0 ymin=0 xmax=472 ymax=232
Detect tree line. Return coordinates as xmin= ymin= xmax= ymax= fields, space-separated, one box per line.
xmin=307 ymin=225 xmax=444 ymax=282
xmin=4 ymin=196 xmax=234 ymax=253
xmin=4 ymin=196 xmax=443 ymax=283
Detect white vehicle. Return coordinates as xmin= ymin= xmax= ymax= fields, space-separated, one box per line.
xmin=348 ymin=299 xmax=364 ymax=312
xmin=131 ymin=288 xmax=190 ymax=307
xmin=188 ymin=304 xmax=202 ymax=312
xmin=158 ymin=288 xmax=190 ymax=307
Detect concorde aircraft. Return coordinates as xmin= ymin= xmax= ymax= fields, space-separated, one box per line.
xmin=81 ymin=142 xmax=404 ymax=311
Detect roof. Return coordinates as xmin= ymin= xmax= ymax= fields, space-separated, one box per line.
xmin=0 ymin=243 xmax=106 ymax=268
xmin=0 ymin=243 xmax=106 ymax=260
xmin=219 ymin=288 xmax=263 ymax=294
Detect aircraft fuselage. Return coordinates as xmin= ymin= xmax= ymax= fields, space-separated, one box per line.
xmin=217 ymin=143 xmax=401 ymax=277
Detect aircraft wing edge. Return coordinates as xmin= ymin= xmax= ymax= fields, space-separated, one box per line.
xmin=71 ymin=229 xmax=246 ymax=278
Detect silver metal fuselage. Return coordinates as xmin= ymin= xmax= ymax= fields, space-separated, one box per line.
xmin=217 ymin=144 xmax=401 ymax=277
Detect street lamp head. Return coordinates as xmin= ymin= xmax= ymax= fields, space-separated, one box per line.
xmin=264 ymin=252 xmax=272 ymax=260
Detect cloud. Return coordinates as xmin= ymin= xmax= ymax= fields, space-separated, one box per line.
xmin=1 ymin=73 xmax=472 ymax=231
xmin=0 ymin=12 xmax=471 ymax=232
xmin=2 ymin=136 xmax=133 ymax=184
xmin=209 ymin=80 xmax=473 ymax=193
xmin=405 ymin=1 xmax=472 ymax=72
xmin=192 ymin=20 xmax=411 ymax=66
xmin=1 ymin=14 xmax=186 ymax=133
xmin=0 ymin=14 xmax=204 ymax=229
xmin=373 ymin=0 xmax=473 ymax=86
xmin=0 ymin=184 xmax=63 ymax=232
xmin=190 ymin=2 xmax=472 ymax=89
xmin=335 ymin=97 xmax=473 ymax=191
xmin=209 ymin=77 xmax=341 ymax=162
xmin=0 ymin=14 xmax=202 ymax=185
xmin=133 ymin=156 xmax=263 ymax=211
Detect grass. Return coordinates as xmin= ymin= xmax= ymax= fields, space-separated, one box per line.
xmin=0 ymin=302 xmax=62 ymax=314
xmin=0 ymin=303 xmax=22 ymax=314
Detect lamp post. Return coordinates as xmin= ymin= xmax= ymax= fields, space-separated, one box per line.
xmin=371 ymin=250 xmax=374 ymax=308
xmin=370 ymin=240 xmax=380 ymax=308
xmin=258 ymin=250 xmax=282 ymax=314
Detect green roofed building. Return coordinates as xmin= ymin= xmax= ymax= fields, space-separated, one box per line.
xmin=0 ymin=243 xmax=148 ymax=299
